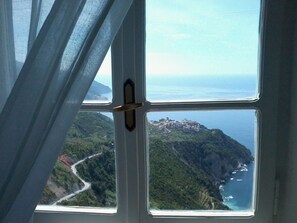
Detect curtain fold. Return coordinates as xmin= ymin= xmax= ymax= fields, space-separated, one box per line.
xmin=0 ymin=0 xmax=16 ymax=112
xmin=27 ymin=0 xmax=42 ymax=52
xmin=0 ymin=0 xmax=132 ymax=222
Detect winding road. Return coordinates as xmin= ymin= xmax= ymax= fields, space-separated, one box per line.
xmin=52 ymin=152 xmax=101 ymax=205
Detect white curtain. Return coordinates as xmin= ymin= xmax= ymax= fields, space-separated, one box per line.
xmin=0 ymin=0 xmax=132 ymax=222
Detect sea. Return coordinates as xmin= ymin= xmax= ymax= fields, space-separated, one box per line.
xmin=95 ymin=74 xmax=258 ymax=211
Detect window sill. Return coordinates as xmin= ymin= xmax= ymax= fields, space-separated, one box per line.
xmin=35 ymin=205 xmax=117 ymax=215
xmin=149 ymin=210 xmax=255 ymax=218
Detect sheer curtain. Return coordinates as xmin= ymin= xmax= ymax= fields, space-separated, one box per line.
xmin=0 ymin=0 xmax=132 ymax=222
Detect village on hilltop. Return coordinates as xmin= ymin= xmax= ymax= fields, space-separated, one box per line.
xmin=150 ymin=117 xmax=201 ymax=133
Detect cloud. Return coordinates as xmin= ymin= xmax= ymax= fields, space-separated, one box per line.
xmin=146 ymin=0 xmax=260 ymax=76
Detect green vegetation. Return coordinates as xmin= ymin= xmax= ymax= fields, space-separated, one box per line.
xmin=52 ymin=161 xmax=82 ymax=190
xmin=150 ymin=139 xmax=226 ymax=210
xmin=39 ymin=186 xmax=57 ymax=204
xmin=59 ymin=190 xmax=108 ymax=207
xmin=41 ymin=113 xmax=253 ymax=211
xmin=148 ymin=119 xmax=253 ymax=210
xmin=39 ymin=160 xmax=83 ymax=204
xmin=61 ymin=150 xmax=116 ymax=207
xmin=63 ymin=112 xmax=114 ymax=161
xmin=72 ymin=150 xmax=116 ymax=207
xmin=40 ymin=112 xmax=114 ymax=205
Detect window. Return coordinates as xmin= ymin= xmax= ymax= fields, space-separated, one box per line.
xmin=34 ymin=0 xmax=281 ymax=222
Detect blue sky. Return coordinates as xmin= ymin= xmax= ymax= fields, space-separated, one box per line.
xmin=98 ymin=0 xmax=260 ymax=76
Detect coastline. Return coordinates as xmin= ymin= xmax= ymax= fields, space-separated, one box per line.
xmin=220 ymin=162 xmax=254 ymax=210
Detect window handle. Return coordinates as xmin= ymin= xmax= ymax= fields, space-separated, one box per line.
xmin=113 ymin=79 xmax=140 ymax=131
xmin=113 ymin=102 xmax=144 ymax=112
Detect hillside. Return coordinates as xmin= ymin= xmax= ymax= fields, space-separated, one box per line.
xmin=149 ymin=118 xmax=253 ymax=209
xmin=85 ymin=81 xmax=111 ymax=100
xmin=39 ymin=112 xmax=114 ymax=205
xmin=40 ymin=113 xmax=253 ymax=210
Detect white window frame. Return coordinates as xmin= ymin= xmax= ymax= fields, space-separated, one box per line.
xmin=34 ymin=0 xmax=284 ymax=222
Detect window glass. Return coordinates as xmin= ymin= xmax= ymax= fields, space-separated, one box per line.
xmin=84 ymin=49 xmax=112 ymax=103
xmin=146 ymin=0 xmax=260 ymax=102
xmin=39 ymin=112 xmax=116 ymax=208
xmin=147 ymin=110 xmax=257 ymax=212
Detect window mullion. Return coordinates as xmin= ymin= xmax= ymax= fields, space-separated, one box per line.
xmin=146 ymin=101 xmax=261 ymax=112
xmin=112 ymin=0 xmax=145 ymax=222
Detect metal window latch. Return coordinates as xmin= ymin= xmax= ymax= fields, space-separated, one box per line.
xmin=113 ymin=79 xmax=143 ymax=131
xmin=113 ymin=102 xmax=144 ymax=112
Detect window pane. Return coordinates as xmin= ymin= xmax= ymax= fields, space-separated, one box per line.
xmin=39 ymin=112 xmax=116 ymax=208
xmin=147 ymin=110 xmax=257 ymax=212
xmin=146 ymin=0 xmax=260 ymax=102
xmin=84 ymin=49 xmax=112 ymax=103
